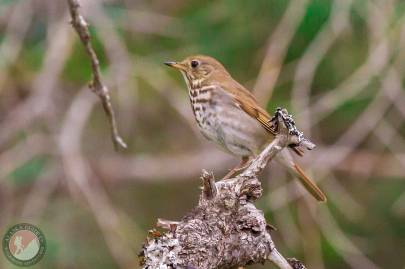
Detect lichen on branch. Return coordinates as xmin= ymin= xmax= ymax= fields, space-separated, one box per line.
xmin=139 ymin=108 xmax=310 ymax=269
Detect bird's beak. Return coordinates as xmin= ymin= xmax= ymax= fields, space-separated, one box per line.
xmin=164 ymin=61 xmax=186 ymax=71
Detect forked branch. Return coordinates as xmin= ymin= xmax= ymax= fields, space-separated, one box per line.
xmin=66 ymin=0 xmax=127 ymax=150
xmin=139 ymin=108 xmax=312 ymax=269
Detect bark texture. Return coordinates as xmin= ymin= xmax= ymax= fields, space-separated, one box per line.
xmin=139 ymin=109 xmax=309 ymax=269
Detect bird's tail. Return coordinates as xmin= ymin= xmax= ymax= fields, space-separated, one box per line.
xmin=277 ymin=150 xmax=327 ymax=202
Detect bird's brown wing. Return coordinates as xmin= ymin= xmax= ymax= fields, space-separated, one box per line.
xmin=217 ymin=80 xmax=276 ymax=135
xmin=217 ymin=80 xmax=305 ymax=155
xmin=212 ymin=81 xmax=302 ymax=153
xmin=211 ymin=82 xmax=326 ymax=202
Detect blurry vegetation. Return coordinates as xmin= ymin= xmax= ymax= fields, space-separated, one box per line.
xmin=0 ymin=0 xmax=404 ymax=269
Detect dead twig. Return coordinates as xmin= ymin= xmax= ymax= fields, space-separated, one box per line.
xmin=66 ymin=0 xmax=127 ymax=150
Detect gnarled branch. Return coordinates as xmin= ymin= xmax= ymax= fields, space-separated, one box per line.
xmin=139 ymin=108 xmax=311 ymax=269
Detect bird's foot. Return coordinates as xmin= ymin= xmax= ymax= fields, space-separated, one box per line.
xmin=222 ymin=157 xmax=251 ymax=180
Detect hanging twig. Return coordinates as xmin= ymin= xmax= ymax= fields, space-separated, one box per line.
xmin=66 ymin=0 xmax=127 ymax=150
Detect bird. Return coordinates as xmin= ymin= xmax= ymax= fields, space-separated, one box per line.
xmin=165 ymin=55 xmax=326 ymax=202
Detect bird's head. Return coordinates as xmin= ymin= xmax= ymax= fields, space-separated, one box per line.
xmin=165 ymin=55 xmax=229 ymax=87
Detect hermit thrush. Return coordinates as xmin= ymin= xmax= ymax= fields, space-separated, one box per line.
xmin=165 ymin=55 xmax=326 ymax=202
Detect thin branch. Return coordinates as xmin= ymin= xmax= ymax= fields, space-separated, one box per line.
xmin=66 ymin=0 xmax=127 ymax=150
xmin=88 ymin=1 xmax=138 ymax=135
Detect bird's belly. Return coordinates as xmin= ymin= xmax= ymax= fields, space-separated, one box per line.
xmin=194 ymin=103 xmax=269 ymax=157
xmin=189 ymin=88 xmax=270 ymax=157
xmin=218 ymin=107 xmax=269 ymax=156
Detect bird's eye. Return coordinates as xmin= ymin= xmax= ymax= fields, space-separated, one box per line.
xmin=191 ymin=60 xmax=199 ymax=68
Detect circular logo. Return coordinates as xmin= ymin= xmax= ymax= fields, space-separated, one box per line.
xmin=2 ymin=223 xmax=46 ymax=267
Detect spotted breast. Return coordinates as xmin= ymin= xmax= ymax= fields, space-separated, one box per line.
xmin=188 ymin=85 xmax=219 ymax=143
xmin=188 ymin=83 xmax=268 ymax=157
xmin=165 ymin=55 xmax=327 ymax=201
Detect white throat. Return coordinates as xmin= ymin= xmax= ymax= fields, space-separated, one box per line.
xmin=180 ymin=71 xmax=204 ymax=90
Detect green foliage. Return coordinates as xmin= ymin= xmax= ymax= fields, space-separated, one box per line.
xmin=8 ymin=156 xmax=46 ymax=186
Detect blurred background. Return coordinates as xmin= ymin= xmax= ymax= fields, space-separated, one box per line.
xmin=0 ymin=0 xmax=404 ymax=268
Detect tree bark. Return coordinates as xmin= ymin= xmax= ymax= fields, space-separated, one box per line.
xmin=139 ymin=109 xmax=310 ymax=269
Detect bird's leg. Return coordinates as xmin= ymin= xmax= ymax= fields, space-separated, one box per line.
xmin=222 ymin=156 xmax=251 ymax=179
xmin=233 ymin=156 xmax=253 ymax=172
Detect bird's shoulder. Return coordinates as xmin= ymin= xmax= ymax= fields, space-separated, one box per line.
xmin=210 ymin=76 xmax=276 ymax=135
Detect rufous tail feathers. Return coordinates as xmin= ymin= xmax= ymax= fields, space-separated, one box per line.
xmin=291 ymin=163 xmax=327 ymax=202
xmin=277 ymin=149 xmax=327 ymax=202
